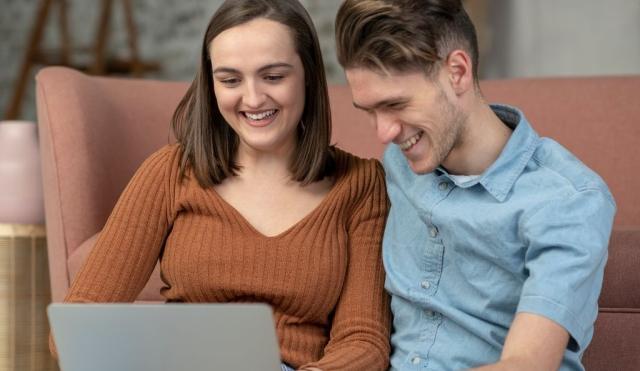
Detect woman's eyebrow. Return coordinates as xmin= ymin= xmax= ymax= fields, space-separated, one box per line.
xmin=257 ymin=63 xmax=294 ymax=72
xmin=213 ymin=63 xmax=294 ymax=74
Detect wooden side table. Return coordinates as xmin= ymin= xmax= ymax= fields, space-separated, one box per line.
xmin=0 ymin=224 xmax=58 ymax=371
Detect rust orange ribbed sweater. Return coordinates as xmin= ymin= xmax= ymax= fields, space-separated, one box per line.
xmin=65 ymin=144 xmax=391 ymax=370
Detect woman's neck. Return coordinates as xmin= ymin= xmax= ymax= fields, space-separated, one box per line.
xmin=235 ymin=143 xmax=295 ymax=183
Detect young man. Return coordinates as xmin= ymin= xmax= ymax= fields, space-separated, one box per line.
xmin=335 ymin=1 xmax=615 ymax=370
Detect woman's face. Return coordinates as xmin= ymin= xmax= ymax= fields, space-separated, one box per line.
xmin=210 ymin=18 xmax=306 ymax=158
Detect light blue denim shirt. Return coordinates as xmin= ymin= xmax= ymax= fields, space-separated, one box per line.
xmin=383 ymin=105 xmax=616 ymax=371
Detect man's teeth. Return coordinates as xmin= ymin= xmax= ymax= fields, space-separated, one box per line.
xmin=245 ymin=110 xmax=277 ymax=120
xmin=399 ymin=131 xmax=423 ymax=151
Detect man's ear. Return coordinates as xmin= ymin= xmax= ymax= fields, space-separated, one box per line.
xmin=444 ymin=49 xmax=474 ymax=96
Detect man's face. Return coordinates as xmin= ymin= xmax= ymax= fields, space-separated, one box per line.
xmin=345 ymin=67 xmax=468 ymax=174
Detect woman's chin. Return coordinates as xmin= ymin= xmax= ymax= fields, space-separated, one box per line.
xmin=238 ymin=137 xmax=295 ymax=156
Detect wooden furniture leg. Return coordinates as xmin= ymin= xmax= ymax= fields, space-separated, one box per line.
xmin=4 ymin=0 xmax=53 ymax=120
xmin=91 ymin=0 xmax=113 ymax=75
xmin=122 ymin=0 xmax=142 ymax=76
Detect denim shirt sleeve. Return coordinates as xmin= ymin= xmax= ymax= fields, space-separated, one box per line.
xmin=517 ymin=187 xmax=616 ymax=351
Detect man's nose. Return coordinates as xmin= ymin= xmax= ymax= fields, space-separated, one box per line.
xmin=374 ymin=113 xmax=402 ymax=145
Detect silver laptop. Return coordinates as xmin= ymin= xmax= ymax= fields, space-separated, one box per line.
xmin=47 ymin=303 xmax=282 ymax=371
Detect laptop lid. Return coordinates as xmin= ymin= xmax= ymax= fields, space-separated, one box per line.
xmin=48 ymin=303 xmax=282 ymax=371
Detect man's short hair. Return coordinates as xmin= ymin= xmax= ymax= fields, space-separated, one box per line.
xmin=335 ymin=0 xmax=479 ymax=82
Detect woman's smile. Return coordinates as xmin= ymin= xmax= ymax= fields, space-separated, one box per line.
xmin=241 ymin=109 xmax=279 ymax=127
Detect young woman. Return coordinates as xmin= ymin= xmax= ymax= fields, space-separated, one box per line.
xmin=61 ymin=1 xmax=390 ymax=369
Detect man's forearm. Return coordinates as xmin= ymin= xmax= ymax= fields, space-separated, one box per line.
xmin=469 ymin=312 xmax=569 ymax=371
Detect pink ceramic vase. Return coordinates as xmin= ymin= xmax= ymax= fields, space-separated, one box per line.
xmin=0 ymin=121 xmax=45 ymax=224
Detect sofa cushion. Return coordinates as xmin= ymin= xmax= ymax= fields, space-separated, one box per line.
xmin=599 ymin=228 xmax=640 ymax=308
xmin=582 ymin=309 xmax=640 ymax=370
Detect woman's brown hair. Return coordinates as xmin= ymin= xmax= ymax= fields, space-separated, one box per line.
xmin=172 ymin=0 xmax=334 ymax=187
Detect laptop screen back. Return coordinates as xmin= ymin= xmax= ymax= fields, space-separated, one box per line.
xmin=48 ymin=303 xmax=282 ymax=371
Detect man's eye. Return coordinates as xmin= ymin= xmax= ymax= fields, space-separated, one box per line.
xmin=387 ymin=103 xmax=406 ymax=111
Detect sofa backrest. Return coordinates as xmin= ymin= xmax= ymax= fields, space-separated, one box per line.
xmin=37 ymin=67 xmax=186 ymax=302
xmin=482 ymin=77 xmax=640 ymax=227
xmin=37 ymin=67 xmax=640 ymax=369
xmin=322 ymin=77 xmax=640 ymax=226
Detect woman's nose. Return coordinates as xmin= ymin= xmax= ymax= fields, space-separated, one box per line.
xmin=242 ymin=81 xmax=267 ymax=108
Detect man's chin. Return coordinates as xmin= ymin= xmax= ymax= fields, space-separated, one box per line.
xmin=407 ymin=158 xmax=435 ymax=175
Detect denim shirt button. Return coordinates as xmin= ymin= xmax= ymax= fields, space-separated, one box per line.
xmin=429 ymin=226 xmax=438 ymax=238
xmin=420 ymin=280 xmax=431 ymax=289
xmin=411 ymin=356 xmax=421 ymax=365
xmin=438 ymin=181 xmax=449 ymax=191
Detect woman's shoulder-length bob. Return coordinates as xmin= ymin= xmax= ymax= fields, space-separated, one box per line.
xmin=171 ymin=0 xmax=335 ymax=187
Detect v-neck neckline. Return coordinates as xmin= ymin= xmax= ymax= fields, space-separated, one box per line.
xmin=206 ymin=155 xmax=346 ymax=239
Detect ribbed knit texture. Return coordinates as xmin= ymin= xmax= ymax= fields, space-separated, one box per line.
xmin=65 ymin=144 xmax=391 ymax=370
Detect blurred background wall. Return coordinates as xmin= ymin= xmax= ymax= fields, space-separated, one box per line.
xmin=2 ymin=0 xmax=639 ymax=121
xmin=482 ymin=0 xmax=640 ymax=79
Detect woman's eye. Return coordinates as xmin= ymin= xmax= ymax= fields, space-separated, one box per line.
xmin=220 ymin=78 xmax=240 ymax=85
xmin=264 ymin=75 xmax=284 ymax=82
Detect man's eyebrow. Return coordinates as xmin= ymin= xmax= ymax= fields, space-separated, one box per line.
xmin=353 ymin=97 xmax=408 ymax=111
xmin=213 ymin=63 xmax=294 ymax=74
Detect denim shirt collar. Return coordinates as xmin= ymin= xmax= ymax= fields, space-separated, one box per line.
xmin=436 ymin=104 xmax=539 ymax=202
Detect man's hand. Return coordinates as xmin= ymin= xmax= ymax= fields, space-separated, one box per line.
xmin=469 ymin=312 xmax=569 ymax=371
xmin=470 ymin=358 xmax=535 ymax=371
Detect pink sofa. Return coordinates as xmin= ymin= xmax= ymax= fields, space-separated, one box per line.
xmin=36 ymin=67 xmax=640 ymax=370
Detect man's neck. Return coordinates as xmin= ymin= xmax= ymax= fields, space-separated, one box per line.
xmin=442 ymin=102 xmax=512 ymax=176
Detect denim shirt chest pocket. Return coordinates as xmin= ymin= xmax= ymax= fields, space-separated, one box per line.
xmin=434 ymin=190 xmax=528 ymax=276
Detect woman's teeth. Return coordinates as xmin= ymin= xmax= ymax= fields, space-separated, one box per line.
xmin=399 ymin=131 xmax=424 ymax=151
xmin=244 ymin=109 xmax=277 ymax=121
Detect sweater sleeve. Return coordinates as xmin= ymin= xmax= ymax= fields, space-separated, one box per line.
xmin=64 ymin=145 xmax=178 ymax=303
xmin=301 ymin=159 xmax=391 ymax=371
